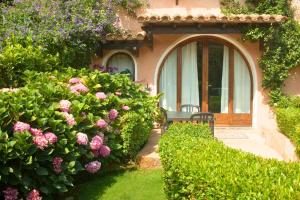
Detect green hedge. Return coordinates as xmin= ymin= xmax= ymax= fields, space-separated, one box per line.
xmin=277 ymin=107 xmax=300 ymax=157
xmin=159 ymin=123 xmax=300 ymax=200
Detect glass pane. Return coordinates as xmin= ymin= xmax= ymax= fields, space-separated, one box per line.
xmin=159 ymin=50 xmax=177 ymax=111
xmin=208 ymin=43 xmax=229 ymax=113
xmin=181 ymin=42 xmax=201 ymax=112
xmin=234 ymin=50 xmax=251 ymax=113
xmin=107 ymin=53 xmax=135 ymax=80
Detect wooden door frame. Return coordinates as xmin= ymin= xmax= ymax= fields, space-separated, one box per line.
xmin=157 ymin=36 xmax=253 ymax=126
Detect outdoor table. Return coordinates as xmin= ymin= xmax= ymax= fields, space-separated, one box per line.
xmin=167 ymin=111 xmax=196 ymax=122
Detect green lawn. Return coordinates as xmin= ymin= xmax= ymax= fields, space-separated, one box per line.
xmin=74 ymin=169 xmax=166 ymax=200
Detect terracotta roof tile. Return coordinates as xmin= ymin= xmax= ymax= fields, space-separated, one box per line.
xmin=137 ymin=14 xmax=287 ymax=24
xmin=105 ymin=31 xmax=146 ymax=41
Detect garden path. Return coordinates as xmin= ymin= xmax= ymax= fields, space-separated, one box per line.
xmin=137 ymin=127 xmax=283 ymax=169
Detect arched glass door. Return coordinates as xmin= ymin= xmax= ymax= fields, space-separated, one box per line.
xmin=159 ymin=38 xmax=252 ymax=126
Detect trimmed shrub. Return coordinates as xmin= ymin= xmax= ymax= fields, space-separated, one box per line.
xmin=0 ymin=36 xmax=60 ymax=88
xmin=159 ymin=123 xmax=300 ymax=200
xmin=0 ymin=68 xmax=158 ymax=199
xmin=277 ymin=107 xmax=300 ymax=156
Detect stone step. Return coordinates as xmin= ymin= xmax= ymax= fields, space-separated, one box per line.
xmin=137 ymin=129 xmax=162 ymax=169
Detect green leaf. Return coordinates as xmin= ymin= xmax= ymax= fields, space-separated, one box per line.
xmin=65 ymin=147 xmax=70 ymax=154
xmin=36 ymin=167 xmax=48 ymax=176
xmin=68 ymin=161 xmax=75 ymax=168
xmin=40 ymin=186 xmax=49 ymax=194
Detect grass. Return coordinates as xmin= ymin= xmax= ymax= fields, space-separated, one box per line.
xmin=74 ymin=169 xmax=166 ymax=200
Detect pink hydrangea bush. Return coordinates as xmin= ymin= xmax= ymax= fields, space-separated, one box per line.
xmin=1 ymin=69 xmax=158 ymax=199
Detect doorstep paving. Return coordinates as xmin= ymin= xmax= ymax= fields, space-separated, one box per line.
xmin=215 ymin=127 xmax=283 ymax=160
xmin=137 ymin=127 xmax=283 ymax=169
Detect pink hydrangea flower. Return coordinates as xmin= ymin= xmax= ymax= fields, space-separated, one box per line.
xmin=13 ymin=121 xmax=30 ymax=133
xmin=109 ymin=109 xmax=118 ymax=120
xmin=52 ymin=157 xmax=63 ymax=174
xmin=62 ymin=112 xmax=76 ymax=126
xmin=26 ymin=189 xmax=42 ymax=200
xmin=115 ymin=91 xmax=122 ymax=96
xmin=70 ymin=83 xmax=89 ymax=95
xmin=95 ymin=92 xmax=107 ymax=100
xmin=59 ymin=100 xmax=71 ymax=112
xmin=3 ymin=187 xmax=18 ymax=200
xmin=76 ymin=132 xmax=88 ymax=145
xmin=90 ymin=135 xmax=103 ymax=150
xmin=99 ymin=145 xmax=111 ymax=157
xmin=33 ymin=135 xmax=48 ymax=150
xmin=69 ymin=77 xmax=82 ymax=84
xmin=44 ymin=132 xmax=58 ymax=144
xmin=30 ymin=128 xmax=43 ymax=136
xmin=122 ymin=105 xmax=130 ymax=111
xmin=85 ymin=161 xmax=101 ymax=173
xmin=70 ymin=86 xmax=80 ymax=95
xmin=96 ymin=119 xmax=107 ymax=128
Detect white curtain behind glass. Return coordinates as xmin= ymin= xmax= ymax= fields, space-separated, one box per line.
xmin=181 ymin=42 xmax=200 ymax=111
xmin=107 ymin=53 xmax=134 ymax=78
xmin=234 ymin=50 xmax=251 ymax=113
xmin=159 ymin=50 xmax=177 ymax=111
xmin=221 ymin=46 xmax=229 ymax=113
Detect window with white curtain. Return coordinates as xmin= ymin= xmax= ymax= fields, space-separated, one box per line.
xmin=159 ymin=39 xmax=252 ymax=116
xmin=107 ymin=53 xmax=135 ymax=80
xmin=234 ymin=50 xmax=251 ymax=113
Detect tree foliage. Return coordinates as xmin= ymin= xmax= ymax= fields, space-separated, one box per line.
xmin=0 ymin=0 xmax=146 ymax=68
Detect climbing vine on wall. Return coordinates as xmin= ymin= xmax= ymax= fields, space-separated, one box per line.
xmin=221 ymin=0 xmax=300 ymax=102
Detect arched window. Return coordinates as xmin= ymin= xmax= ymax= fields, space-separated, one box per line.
xmin=159 ymin=37 xmax=252 ymax=125
xmin=106 ymin=53 xmax=135 ymax=80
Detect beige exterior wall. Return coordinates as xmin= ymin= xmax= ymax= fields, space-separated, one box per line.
xmin=283 ymin=66 xmax=300 ymax=96
xmin=292 ymin=0 xmax=300 ymax=22
xmin=148 ymin=0 xmax=220 ymax=8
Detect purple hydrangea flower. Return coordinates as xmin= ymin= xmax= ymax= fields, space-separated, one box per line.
xmin=109 ymin=109 xmax=118 ymax=120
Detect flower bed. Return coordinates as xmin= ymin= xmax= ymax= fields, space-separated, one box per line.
xmin=159 ymin=123 xmax=300 ymax=200
xmin=0 ymin=68 xmax=158 ymax=199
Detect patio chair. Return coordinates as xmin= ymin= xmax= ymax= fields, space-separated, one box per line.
xmin=190 ymin=113 xmax=215 ymax=136
xmin=180 ymin=104 xmax=201 ymax=113
xmin=159 ymin=107 xmax=168 ymax=134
